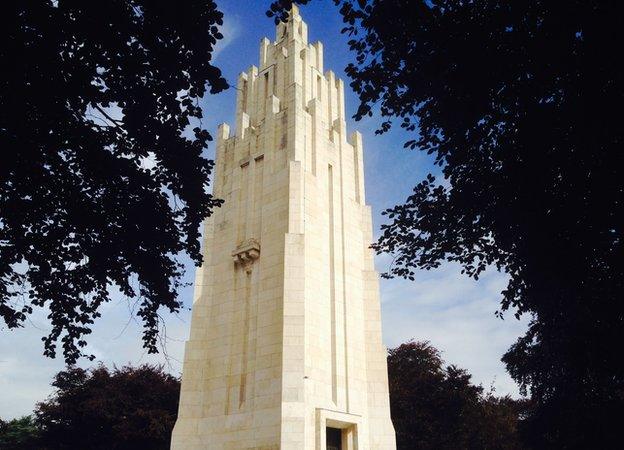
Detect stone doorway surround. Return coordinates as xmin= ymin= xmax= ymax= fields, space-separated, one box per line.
xmin=316 ymin=408 xmax=361 ymax=450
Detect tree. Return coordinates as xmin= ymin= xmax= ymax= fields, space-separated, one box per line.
xmin=0 ymin=0 xmax=228 ymax=363
xmin=387 ymin=341 xmax=525 ymax=450
xmin=0 ymin=416 xmax=40 ymax=450
xmin=34 ymin=364 xmax=180 ymax=450
xmin=270 ymin=1 xmax=624 ymax=447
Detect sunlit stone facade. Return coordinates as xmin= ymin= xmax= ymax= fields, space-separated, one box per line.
xmin=171 ymin=6 xmax=396 ymax=449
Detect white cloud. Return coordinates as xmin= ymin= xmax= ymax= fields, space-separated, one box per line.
xmin=378 ymin=260 xmax=529 ymax=397
xmin=0 ymin=287 xmax=192 ymax=419
xmin=212 ymin=15 xmax=241 ymax=62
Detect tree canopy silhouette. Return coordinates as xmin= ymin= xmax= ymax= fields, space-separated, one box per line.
xmin=0 ymin=0 xmax=227 ymax=363
xmin=271 ymin=1 xmax=623 ymax=447
xmin=34 ymin=364 xmax=179 ymax=450
xmin=388 ymin=341 xmax=525 ymax=450
xmin=0 ymin=416 xmax=40 ymax=450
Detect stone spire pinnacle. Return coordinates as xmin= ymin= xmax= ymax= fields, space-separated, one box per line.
xmin=290 ymin=3 xmax=301 ymax=18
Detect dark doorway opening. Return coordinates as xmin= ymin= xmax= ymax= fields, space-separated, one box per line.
xmin=326 ymin=427 xmax=342 ymax=450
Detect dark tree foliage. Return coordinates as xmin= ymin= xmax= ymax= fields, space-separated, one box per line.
xmin=270 ymin=1 xmax=624 ymax=447
xmin=0 ymin=1 xmax=228 ymax=363
xmin=387 ymin=341 xmax=525 ymax=450
xmin=0 ymin=416 xmax=40 ymax=450
xmin=34 ymin=364 xmax=180 ymax=450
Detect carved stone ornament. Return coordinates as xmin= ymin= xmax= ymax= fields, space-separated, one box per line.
xmin=231 ymin=238 xmax=261 ymax=273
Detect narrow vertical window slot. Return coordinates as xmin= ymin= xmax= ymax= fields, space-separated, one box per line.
xmin=242 ymin=79 xmax=248 ymax=112
xmin=237 ymin=162 xmax=250 ymax=243
xmin=239 ymin=270 xmax=251 ymax=409
xmin=328 ymin=164 xmax=338 ymax=404
xmin=262 ymin=72 xmax=269 ymax=117
xmin=300 ymin=51 xmax=306 ymax=107
xmin=317 ymin=75 xmax=322 ymax=100
xmin=253 ymin=156 xmax=264 ymax=239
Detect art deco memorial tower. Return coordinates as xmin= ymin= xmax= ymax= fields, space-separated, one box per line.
xmin=171 ymin=7 xmax=396 ymax=450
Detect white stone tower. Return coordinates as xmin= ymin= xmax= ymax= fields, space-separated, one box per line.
xmin=171 ymin=7 xmax=396 ymax=450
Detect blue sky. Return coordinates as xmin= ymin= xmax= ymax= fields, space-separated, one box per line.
xmin=0 ymin=0 xmax=528 ymax=419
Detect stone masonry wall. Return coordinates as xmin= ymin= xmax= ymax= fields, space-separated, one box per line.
xmin=171 ymin=6 xmax=396 ymax=449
